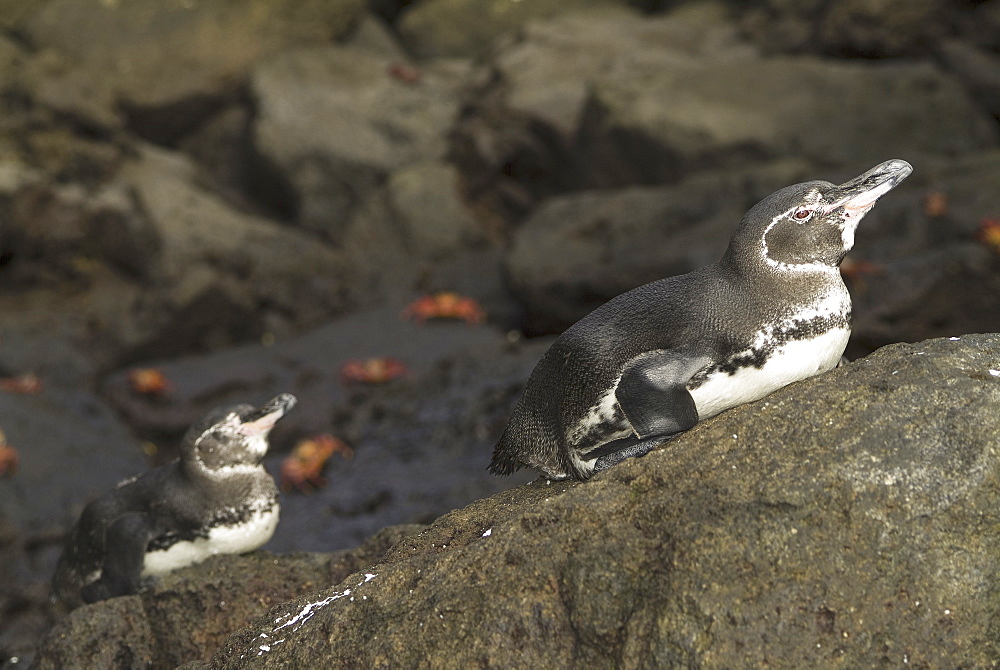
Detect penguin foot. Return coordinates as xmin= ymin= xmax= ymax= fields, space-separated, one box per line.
xmin=81 ymin=575 xmax=132 ymax=603
xmin=592 ymin=437 xmax=667 ymax=473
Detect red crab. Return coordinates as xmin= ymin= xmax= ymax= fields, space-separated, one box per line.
xmin=280 ymin=434 xmax=353 ymax=493
xmin=977 ymin=218 xmax=1000 ymax=254
xmin=840 ymin=257 xmax=883 ymax=282
xmin=402 ymin=292 xmax=486 ymax=325
xmin=340 ymin=357 xmax=408 ymax=385
xmin=127 ymin=368 xmax=172 ymax=396
xmin=0 ymin=373 xmax=42 ymax=395
xmin=388 ymin=62 xmax=422 ymax=84
xmin=0 ymin=429 xmax=18 ymax=477
xmin=923 ymin=191 xmax=948 ymax=218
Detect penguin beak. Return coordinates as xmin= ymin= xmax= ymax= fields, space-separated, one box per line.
xmin=239 ymin=393 xmax=297 ymax=435
xmin=822 ymin=159 xmax=913 ymax=217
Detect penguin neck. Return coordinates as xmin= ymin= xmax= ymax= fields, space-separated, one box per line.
xmin=180 ymin=452 xmax=271 ymax=498
xmin=720 ymin=241 xmax=842 ymax=283
xmin=718 ymin=247 xmax=851 ymax=318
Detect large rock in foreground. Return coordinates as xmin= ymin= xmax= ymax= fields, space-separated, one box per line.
xmin=207 ymin=334 xmax=1000 ymax=667
xmin=32 ymin=526 xmax=425 ymax=669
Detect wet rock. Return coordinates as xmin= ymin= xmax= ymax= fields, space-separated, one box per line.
xmin=0 ymin=139 xmax=356 ymax=373
xmin=397 ymin=0 xmax=630 ymax=60
xmin=938 ymin=40 xmax=1000 ymax=122
xmin=739 ymin=0 xmax=944 ymax=57
xmin=119 ymin=144 xmax=351 ymax=357
xmin=251 ymin=45 xmax=468 ymax=237
xmin=580 ymin=57 xmax=997 ymax=188
xmin=452 ymin=3 xmax=753 ymax=220
xmin=205 ymin=334 xmax=1000 ymax=667
xmin=0 ymin=389 xmax=146 ymax=531
xmin=32 ymin=596 xmax=156 ymax=670
xmin=24 ymin=0 xmax=367 ymax=141
xmin=176 ymin=104 xmax=260 ymax=212
xmin=386 ymin=160 xmax=484 ymax=258
xmin=0 ymin=160 xmax=158 ymax=282
xmin=0 ymin=0 xmax=45 ymax=29
xmin=505 ymin=160 xmax=813 ymax=333
xmin=457 ymin=4 xmax=995 ymax=218
xmin=494 ymin=4 xmax=752 ymax=142
xmin=33 ymin=525 xmax=425 ymax=669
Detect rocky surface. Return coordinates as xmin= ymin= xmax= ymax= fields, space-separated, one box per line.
xmin=32 ymin=334 xmax=1000 ymax=667
xmin=32 ymin=525 xmax=425 ymax=669
xmin=3 ymin=0 xmax=1000 ymax=665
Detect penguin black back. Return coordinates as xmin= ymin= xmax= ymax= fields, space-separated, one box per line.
xmin=491 ymin=160 xmax=912 ymax=480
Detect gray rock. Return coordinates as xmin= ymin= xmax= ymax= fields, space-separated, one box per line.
xmin=939 ymin=40 xmax=1000 ymax=121
xmin=33 ymin=525 xmax=425 ymax=669
xmin=251 ymin=46 xmax=468 ymax=237
xmin=848 ymin=245 xmax=1000 ymax=356
xmin=494 ymin=4 xmax=755 ymax=141
xmin=458 ymin=4 xmax=995 ymax=217
xmin=397 ymin=0 xmax=630 ymax=60
xmin=0 ymin=0 xmax=45 ymax=30
xmin=580 ymin=57 xmax=998 ymax=187
xmin=0 ymin=159 xmax=155 ymax=280
xmin=32 ymin=596 xmax=156 ymax=670
xmin=120 ymin=145 xmax=352 ymax=355
xmin=23 ymin=0 xmax=367 ymax=140
xmin=452 ymin=3 xmax=755 ymax=219
xmin=387 ymin=160 xmax=484 ymax=258
xmin=207 ymin=334 xmax=1000 ymax=667
xmin=505 ymin=160 xmax=815 ymax=333
xmin=0 ymin=389 xmax=145 ymax=530
xmin=739 ymin=0 xmax=944 ymax=57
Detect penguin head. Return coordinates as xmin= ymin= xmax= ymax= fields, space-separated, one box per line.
xmin=183 ymin=393 xmax=297 ymax=472
xmin=725 ymin=159 xmax=912 ymax=273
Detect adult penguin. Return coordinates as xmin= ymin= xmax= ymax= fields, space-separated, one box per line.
xmin=490 ymin=160 xmax=912 ymax=481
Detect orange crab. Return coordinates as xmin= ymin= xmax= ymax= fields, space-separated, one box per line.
xmin=0 ymin=429 xmax=18 ymax=477
xmin=840 ymin=257 xmax=883 ymax=282
xmin=977 ymin=218 xmax=1000 ymax=254
xmin=127 ymin=368 xmax=172 ymax=396
xmin=340 ymin=357 xmax=408 ymax=385
xmin=280 ymin=434 xmax=353 ymax=492
xmin=402 ymin=292 xmax=486 ymax=325
xmin=923 ymin=191 xmax=948 ymax=218
xmin=0 ymin=373 xmax=42 ymax=395
xmin=388 ymin=62 xmax=422 ymax=84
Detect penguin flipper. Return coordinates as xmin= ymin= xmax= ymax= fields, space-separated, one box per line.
xmin=615 ymin=352 xmax=704 ymax=440
xmin=82 ymin=511 xmax=154 ymax=603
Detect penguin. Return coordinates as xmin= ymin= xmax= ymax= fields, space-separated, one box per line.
xmin=52 ymin=393 xmax=296 ymax=607
xmin=490 ymin=159 xmax=912 ymax=481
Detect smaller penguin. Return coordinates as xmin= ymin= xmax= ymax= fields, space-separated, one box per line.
xmin=52 ymin=393 xmax=296 ymax=608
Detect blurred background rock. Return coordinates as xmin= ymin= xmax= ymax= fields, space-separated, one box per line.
xmin=1 ymin=0 xmax=999 ymax=663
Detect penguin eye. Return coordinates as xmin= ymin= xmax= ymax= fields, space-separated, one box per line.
xmin=793 ymin=208 xmax=813 ymax=221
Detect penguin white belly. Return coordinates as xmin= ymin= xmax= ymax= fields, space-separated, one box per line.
xmin=141 ymin=506 xmax=279 ymax=577
xmin=688 ymin=326 xmax=849 ymax=420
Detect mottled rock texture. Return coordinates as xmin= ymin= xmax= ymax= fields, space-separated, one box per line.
xmin=33 ymin=525 xmax=424 ymax=670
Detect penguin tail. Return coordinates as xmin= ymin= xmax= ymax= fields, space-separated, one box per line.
xmin=488 ymin=431 xmax=523 ymax=476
